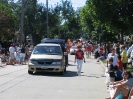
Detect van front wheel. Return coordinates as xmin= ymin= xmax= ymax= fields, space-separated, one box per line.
xmin=64 ymin=66 xmax=66 ymax=72
xmin=28 ymin=70 xmax=33 ymax=75
xmin=60 ymin=70 xmax=64 ymax=75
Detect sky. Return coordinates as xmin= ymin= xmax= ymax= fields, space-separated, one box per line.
xmin=38 ymin=0 xmax=87 ymax=10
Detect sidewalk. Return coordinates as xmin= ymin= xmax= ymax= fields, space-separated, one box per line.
xmin=99 ymin=59 xmax=133 ymax=99
xmin=0 ymin=62 xmax=7 ymax=67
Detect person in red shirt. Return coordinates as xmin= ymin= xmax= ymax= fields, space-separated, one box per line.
xmin=74 ymin=46 xmax=85 ymax=76
xmin=85 ymin=44 xmax=91 ymax=58
xmin=100 ymin=45 xmax=104 ymax=54
xmin=91 ymin=45 xmax=95 ymax=53
xmin=117 ymin=55 xmax=123 ymax=71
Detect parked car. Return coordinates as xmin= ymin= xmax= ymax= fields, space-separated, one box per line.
xmin=70 ymin=46 xmax=85 ymax=55
xmin=70 ymin=46 xmax=77 ymax=55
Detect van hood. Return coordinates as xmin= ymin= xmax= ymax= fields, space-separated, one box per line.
xmin=30 ymin=54 xmax=62 ymax=60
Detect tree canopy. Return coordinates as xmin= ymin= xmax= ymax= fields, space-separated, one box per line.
xmin=80 ymin=0 xmax=133 ymax=43
xmin=0 ymin=0 xmax=133 ymax=44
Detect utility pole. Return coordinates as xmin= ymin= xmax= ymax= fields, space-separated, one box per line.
xmin=58 ymin=20 xmax=60 ymax=38
xmin=46 ymin=0 xmax=49 ymax=38
xmin=20 ymin=0 xmax=25 ymax=44
xmin=57 ymin=3 xmax=60 ymax=39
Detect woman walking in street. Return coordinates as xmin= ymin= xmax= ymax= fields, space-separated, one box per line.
xmin=85 ymin=43 xmax=91 ymax=58
xmin=74 ymin=45 xmax=85 ymax=76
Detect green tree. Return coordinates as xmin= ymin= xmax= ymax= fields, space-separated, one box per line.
xmin=59 ymin=0 xmax=81 ymax=40
xmin=80 ymin=5 xmax=95 ymax=39
xmin=0 ymin=3 xmax=16 ymax=40
xmin=24 ymin=0 xmax=62 ymax=44
xmin=85 ymin=0 xmax=133 ymax=42
xmin=0 ymin=0 xmax=8 ymax=4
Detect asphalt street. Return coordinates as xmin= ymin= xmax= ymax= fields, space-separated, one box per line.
xmin=0 ymin=55 xmax=109 ymax=99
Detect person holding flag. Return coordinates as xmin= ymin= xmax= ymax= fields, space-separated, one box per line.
xmin=67 ymin=39 xmax=73 ymax=53
xmin=77 ymin=40 xmax=82 ymax=47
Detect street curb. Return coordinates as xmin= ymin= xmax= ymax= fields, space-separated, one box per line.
xmin=100 ymin=60 xmax=133 ymax=76
xmin=100 ymin=60 xmax=106 ymax=70
xmin=0 ymin=64 xmax=7 ymax=67
xmin=1 ymin=63 xmax=7 ymax=66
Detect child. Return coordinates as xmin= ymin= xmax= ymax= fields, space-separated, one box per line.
xmin=107 ymin=57 xmax=115 ymax=83
xmin=16 ymin=50 xmax=21 ymax=64
xmin=117 ymin=55 xmax=123 ymax=71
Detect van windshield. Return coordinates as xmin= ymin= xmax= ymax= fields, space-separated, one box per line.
xmin=33 ymin=46 xmax=62 ymax=55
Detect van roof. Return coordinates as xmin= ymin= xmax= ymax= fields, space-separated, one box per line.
xmin=41 ymin=38 xmax=65 ymax=44
xmin=37 ymin=43 xmax=60 ymax=46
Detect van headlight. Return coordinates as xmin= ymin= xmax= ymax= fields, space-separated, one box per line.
xmin=52 ymin=61 xmax=63 ymax=65
xmin=29 ymin=59 xmax=35 ymax=64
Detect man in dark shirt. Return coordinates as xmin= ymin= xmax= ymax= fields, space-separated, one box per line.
xmin=20 ymin=45 xmax=26 ymax=65
xmin=61 ymin=43 xmax=68 ymax=66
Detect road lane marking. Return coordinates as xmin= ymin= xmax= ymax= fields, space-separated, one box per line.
xmin=0 ymin=68 xmax=27 ymax=77
xmin=0 ymin=75 xmax=33 ymax=93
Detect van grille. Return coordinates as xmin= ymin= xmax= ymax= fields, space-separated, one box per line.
xmin=31 ymin=59 xmax=61 ymax=62
xmin=36 ymin=68 xmax=54 ymax=71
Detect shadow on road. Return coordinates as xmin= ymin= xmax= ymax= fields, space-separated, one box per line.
xmin=81 ymin=75 xmax=105 ymax=78
xmin=68 ymin=60 xmax=74 ymax=62
xmin=68 ymin=64 xmax=77 ymax=66
xmin=32 ymin=71 xmax=78 ymax=77
xmin=0 ymin=66 xmax=6 ymax=69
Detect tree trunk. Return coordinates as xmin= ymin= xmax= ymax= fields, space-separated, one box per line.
xmin=118 ymin=34 xmax=120 ymax=40
xmin=105 ymin=40 xmax=107 ymax=55
xmin=121 ymin=32 xmax=124 ymax=44
xmin=31 ymin=32 xmax=38 ymax=45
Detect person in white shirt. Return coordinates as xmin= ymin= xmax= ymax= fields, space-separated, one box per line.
xmin=9 ymin=44 xmax=15 ymax=65
xmin=127 ymin=44 xmax=133 ymax=67
xmin=107 ymin=48 xmax=118 ymax=67
xmin=17 ymin=45 xmax=21 ymax=51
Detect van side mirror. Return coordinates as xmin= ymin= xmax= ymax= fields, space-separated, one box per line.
xmin=64 ymin=52 xmax=67 ymax=55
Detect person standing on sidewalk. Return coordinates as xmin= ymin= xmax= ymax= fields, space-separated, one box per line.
xmin=107 ymin=48 xmax=118 ymax=67
xmin=74 ymin=45 xmax=85 ymax=76
xmin=120 ymin=45 xmax=128 ymax=71
xmin=127 ymin=44 xmax=133 ymax=68
xmin=117 ymin=55 xmax=123 ymax=71
xmin=9 ymin=44 xmax=15 ymax=65
xmin=20 ymin=45 xmax=26 ymax=65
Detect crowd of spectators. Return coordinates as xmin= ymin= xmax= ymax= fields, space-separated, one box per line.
xmin=83 ymin=41 xmax=133 ymax=99
xmin=0 ymin=43 xmax=34 ymax=65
